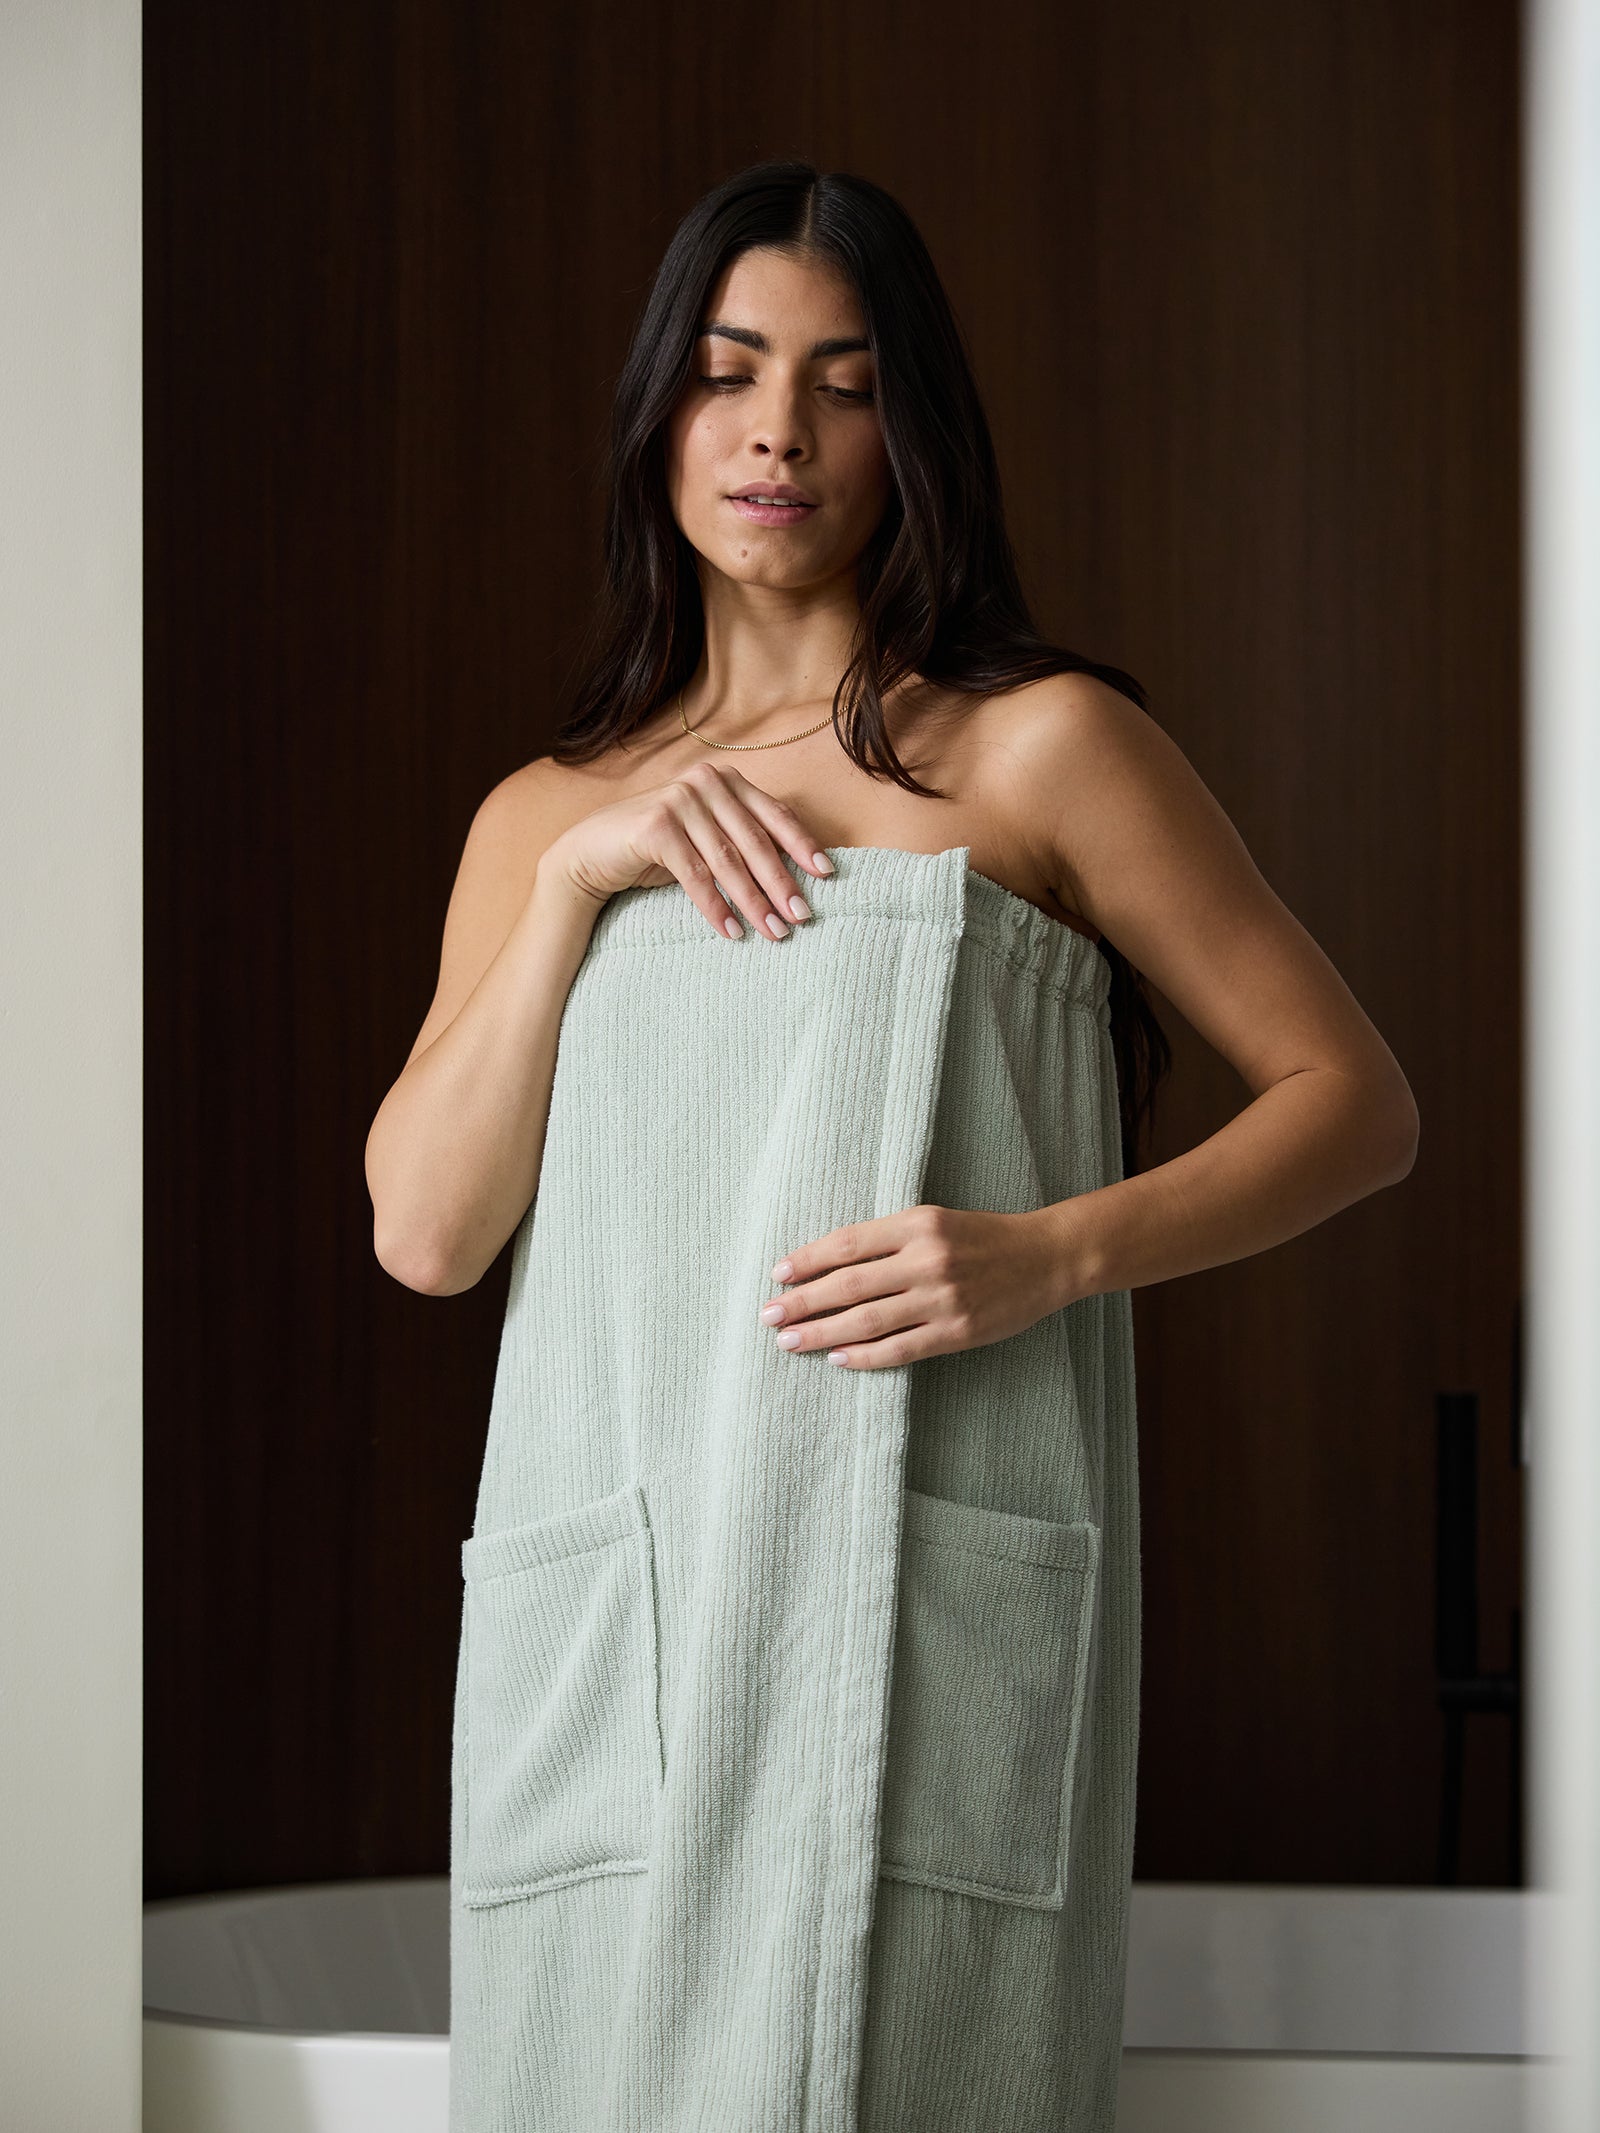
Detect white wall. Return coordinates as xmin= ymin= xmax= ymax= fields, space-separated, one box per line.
xmin=1527 ymin=1 xmax=1600 ymax=2130
xmin=0 ymin=1 xmax=142 ymax=2126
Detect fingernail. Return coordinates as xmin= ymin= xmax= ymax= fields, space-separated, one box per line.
xmin=811 ymin=852 xmax=834 ymax=873
xmin=760 ymin=1302 xmax=784 ymax=1324
xmin=723 ymin=915 xmax=742 ymax=938
xmin=766 ymin=913 xmax=789 ymax=938
xmin=771 ymin=1259 xmax=793 ymax=1281
xmin=787 ymin=894 xmax=810 ymax=920
xmin=827 ymin=1348 xmax=849 ymax=1364
xmin=776 ymin=1328 xmax=802 ymax=1349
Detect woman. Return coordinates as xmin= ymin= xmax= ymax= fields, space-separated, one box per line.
xmin=366 ymin=161 xmax=1418 ymax=2133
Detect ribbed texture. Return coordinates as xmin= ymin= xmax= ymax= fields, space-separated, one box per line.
xmin=447 ymin=844 xmax=1140 ymax=2133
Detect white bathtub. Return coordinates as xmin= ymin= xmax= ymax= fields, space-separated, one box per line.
xmin=143 ymin=1879 xmax=449 ymax=2133
xmin=143 ymin=1877 xmax=1545 ymax=2132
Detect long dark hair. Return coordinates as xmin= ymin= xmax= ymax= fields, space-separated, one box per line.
xmin=552 ymin=159 xmax=1171 ymax=1175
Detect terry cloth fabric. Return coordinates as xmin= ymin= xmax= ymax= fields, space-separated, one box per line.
xmin=447 ymin=842 xmax=1141 ymax=2133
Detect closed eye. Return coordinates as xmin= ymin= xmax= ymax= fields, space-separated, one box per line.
xmin=698 ymin=376 xmax=874 ymax=403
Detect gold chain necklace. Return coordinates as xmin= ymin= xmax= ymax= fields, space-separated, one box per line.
xmin=677 ymin=687 xmax=836 ymax=750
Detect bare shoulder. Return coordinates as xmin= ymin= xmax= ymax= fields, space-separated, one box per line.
xmin=455 ymin=737 xmax=652 ymax=900
xmin=984 ymin=671 xmax=1416 ymax=1113
xmin=447 ymin=752 xmax=590 ymax=915
xmin=980 ymin=666 xmax=1252 ymax=964
xmin=974 ymin=669 xmax=1160 ymax=793
xmin=399 ymin=753 xmax=584 ymax=1071
xmin=960 ymin=669 xmax=1164 ymax=893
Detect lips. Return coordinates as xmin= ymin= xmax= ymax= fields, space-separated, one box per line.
xmin=727 ymin=489 xmax=819 ymax=527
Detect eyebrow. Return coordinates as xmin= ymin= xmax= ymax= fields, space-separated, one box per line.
xmin=699 ymin=321 xmax=872 ymax=359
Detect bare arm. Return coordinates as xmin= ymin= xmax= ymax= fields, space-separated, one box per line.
xmin=364 ymin=764 xmax=602 ymax=1296
xmin=1008 ymin=677 xmax=1422 ymax=1301
xmin=366 ymin=757 xmax=837 ymax=1296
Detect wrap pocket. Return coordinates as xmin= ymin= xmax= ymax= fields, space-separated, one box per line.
xmin=878 ymin=1485 xmax=1101 ymax=1910
xmin=458 ymin=1480 xmax=664 ymax=1907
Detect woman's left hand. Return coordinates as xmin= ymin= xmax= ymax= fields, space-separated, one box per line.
xmin=760 ymin=1204 xmax=1079 ymax=1369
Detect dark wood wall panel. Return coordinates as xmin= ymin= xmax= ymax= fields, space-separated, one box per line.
xmin=145 ymin=0 xmax=1522 ymax=1897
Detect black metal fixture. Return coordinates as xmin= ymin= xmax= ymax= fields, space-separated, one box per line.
xmin=1434 ymin=1349 xmax=1523 ymax=1885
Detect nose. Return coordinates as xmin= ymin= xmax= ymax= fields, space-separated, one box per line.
xmin=740 ymin=376 xmax=813 ymax=463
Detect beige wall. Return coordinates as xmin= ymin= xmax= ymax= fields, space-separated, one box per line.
xmin=1527 ymin=4 xmax=1600 ymax=2126
xmin=0 ymin=1 xmax=142 ymax=2126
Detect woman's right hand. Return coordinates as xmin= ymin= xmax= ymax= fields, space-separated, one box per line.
xmin=539 ymin=761 xmax=836 ymax=941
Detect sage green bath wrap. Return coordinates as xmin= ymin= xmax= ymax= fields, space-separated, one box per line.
xmin=448 ymin=842 xmax=1141 ymax=2132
